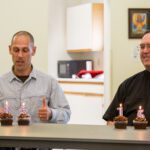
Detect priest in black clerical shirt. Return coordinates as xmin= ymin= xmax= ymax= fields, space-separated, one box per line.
xmin=103 ymin=30 xmax=150 ymax=126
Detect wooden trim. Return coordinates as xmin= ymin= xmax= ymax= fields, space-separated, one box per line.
xmin=58 ymin=80 xmax=104 ymax=85
xmin=92 ymin=3 xmax=104 ymax=51
xmin=66 ymin=49 xmax=93 ymax=53
xmin=64 ymin=91 xmax=103 ymax=97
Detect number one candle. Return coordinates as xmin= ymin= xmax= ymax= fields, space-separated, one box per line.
xmin=117 ymin=103 xmax=123 ymax=116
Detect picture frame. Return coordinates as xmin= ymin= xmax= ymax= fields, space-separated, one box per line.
xmin=128 ymin=8 xmax=150 ymax=39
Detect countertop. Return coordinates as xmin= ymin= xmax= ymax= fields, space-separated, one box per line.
xmin=0 ymin=124 xmax=150 ymax=149
xmin=58 ymin=77 xmax=104 ymax=83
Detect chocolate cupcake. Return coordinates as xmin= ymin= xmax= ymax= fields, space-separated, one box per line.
xmin=0 ymin=112 xmax=13 ymax=126
xmin=133 ymin=117 xmax=148 ymax=129
xmin=114 ymin=115 xmax=128 ymax=129
xmin=18 ymin=113 xmax=30 ymax=125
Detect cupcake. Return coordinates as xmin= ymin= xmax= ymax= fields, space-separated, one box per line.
xmin=18 ymin=102 xmax=30 ymax=125
xmin=114 ymin=115 xmax=128 ymax=129
xmin=18 ymin=113 xmax=30 ymax=125
xmin=133 ymin=116 xmax=148 ymax=129
xmin=0 ymin=113 xmax=2 ymax=118
xmin=133 ymin=106 xmax=148 ymax=129
xmin=0 ymin=112 xmax=13 ymax=126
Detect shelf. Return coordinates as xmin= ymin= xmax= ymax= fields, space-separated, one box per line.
xmin=58 ymin=78 xmax=104 ymax=84
xmin=66 ymin=49 xmax=93 ymax=53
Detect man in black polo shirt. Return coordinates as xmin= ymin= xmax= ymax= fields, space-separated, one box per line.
xmin=103 ymin=31 xmax=150 ymax=126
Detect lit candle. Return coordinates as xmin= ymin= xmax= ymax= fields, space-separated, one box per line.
xmin=5 ymin=101 xmax=9 ymax=113
xmin=137 ymin=105 xmax=144 ymax=118
xmin=21 ymin=102 xmax=26 ymax=114
xmin=117 ymin=103 xmax=123 ymax=116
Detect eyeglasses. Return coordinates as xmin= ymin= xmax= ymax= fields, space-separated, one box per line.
xmin=139 ymin=43 xmax=150 ymax=50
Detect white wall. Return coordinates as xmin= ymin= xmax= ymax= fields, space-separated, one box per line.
xmin=48 ymin=0 xmax=70 ymax=77
xmin=0 ymin=0 xmax=49 ymax=74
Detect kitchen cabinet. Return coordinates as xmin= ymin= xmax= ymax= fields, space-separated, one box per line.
xmin=58 ymin=78 xmax=106 ymax=125
xmin=66 ymin=3 xmax=104 ymax=52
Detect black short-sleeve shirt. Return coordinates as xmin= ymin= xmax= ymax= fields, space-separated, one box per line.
xmin=103 ymin=70 xmax=150 ymax=126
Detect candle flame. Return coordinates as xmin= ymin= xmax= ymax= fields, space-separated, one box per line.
xmin=119 ymin=103 xmax=122 ymax=107
xmin=22 ymin=102 xmax=25 ymax=106
xmin=139 ymin=105 xmax=142 ymax=110
xmin=5 ymin=101 xmax=8 ymax=105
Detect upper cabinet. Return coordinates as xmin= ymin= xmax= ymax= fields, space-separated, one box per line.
xmin=66 ymin=3 xmax=104 ymax=53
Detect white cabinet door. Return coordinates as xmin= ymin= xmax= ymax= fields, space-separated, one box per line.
xmin=66 ymin=94 xmax=105 ymax=125
xmin=58 ymin=79 xmax=105 ymax=125
xmin=67 ymin=3 xmax=92 ymax=51
xmin=67 ymin=3 xmax=104 ymax=52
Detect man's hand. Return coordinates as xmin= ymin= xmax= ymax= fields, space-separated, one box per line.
xmin=38 ymin=97 xmax=52 ymax=121
xmin=107 ymin=121 xmax=114 ymax=126
xmin=0 ymin=108 xmax=4 ymax=118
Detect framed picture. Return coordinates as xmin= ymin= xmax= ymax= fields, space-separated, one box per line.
xmin=128 ymin=8 xmax=150 ymax=39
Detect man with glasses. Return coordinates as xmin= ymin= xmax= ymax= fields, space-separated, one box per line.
xmin=103 ymin=30 xmax=150 ymax=126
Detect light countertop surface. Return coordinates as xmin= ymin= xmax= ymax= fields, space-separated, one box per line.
xmin=0 ymin=124 xmax=150 ymax=149
xmin=58 ymin=77 xmax=104 ymax=83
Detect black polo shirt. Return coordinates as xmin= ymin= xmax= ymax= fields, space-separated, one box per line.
xmin=103 ymin=70 xmax=150 ymax=126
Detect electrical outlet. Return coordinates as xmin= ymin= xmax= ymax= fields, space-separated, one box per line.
xmin=132 ymin=45 xmax=140 ymax=61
